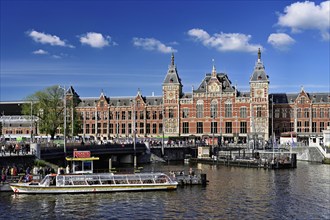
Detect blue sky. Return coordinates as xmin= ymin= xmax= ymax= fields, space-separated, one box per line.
xmin=1 ymin=0 xmax=329 ymax=101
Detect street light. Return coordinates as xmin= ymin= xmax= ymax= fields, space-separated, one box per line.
xmin=59 ymin=86 xmax=67 ymax=155
xmin=131 ymin=99 xmax=136 ymax=170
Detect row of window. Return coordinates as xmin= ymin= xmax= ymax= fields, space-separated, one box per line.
xmin=80 ymin=111 xmax=163 ymax=121
xmin=274 ymin=108 xmax=330 ymax=119
xmin=81 ymin=122 xmax=248 ymax=135
xmin=274 ymin=121 xmax=330 ymax=134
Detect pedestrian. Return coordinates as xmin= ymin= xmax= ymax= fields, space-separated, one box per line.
xmin=1 ymin=145 xmax=5 ymax=156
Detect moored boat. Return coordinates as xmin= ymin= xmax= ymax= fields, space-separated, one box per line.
xmin=10 ymin=172 xmax=178 ymax=194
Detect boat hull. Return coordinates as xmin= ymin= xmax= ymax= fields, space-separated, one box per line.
xmin=10 ymin=183 xmax=177 ymax=194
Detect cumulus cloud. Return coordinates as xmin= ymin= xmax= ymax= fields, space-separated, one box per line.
xmin=277 ymin=1 xmax=330 ymax=40
xmin=32 ymin=49 xmax=48 ymax=55
xmin=79 ymin=32 xmax=113 ymax=48
xmin=187 ymin=28 xmax=262 ymax=53
xmin=132 ymin=37 xmax=177 ymax=53
xmin=27 ymin=30 xmax=74 ymax=48
xmin=268 ymin=33 xmax=295 ymax=50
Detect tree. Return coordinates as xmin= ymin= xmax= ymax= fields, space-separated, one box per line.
xmin=22 ymin=85 xmax=66 ymax=140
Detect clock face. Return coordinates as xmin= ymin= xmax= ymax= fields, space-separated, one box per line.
xmin=254 ymin=89 xmax=263 ymax=97
xmin=167 ymin=92 xmax=175 ymax=100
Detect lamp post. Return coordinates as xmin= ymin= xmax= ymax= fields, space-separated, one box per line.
xmin=131 ymin=99 xmax=136 ymax=170
xmin=59 ymin=86 xmax=67 ymax=155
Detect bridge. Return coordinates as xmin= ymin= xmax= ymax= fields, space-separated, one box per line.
xmin=40 ymin=143 xmax=149 ymax=167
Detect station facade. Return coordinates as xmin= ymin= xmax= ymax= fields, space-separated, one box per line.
xmin=1 ymin=50 xmax=330 ymax=146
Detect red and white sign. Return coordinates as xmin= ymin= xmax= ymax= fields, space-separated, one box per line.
xmin=73 ymin=151 xmax=91 ymax=158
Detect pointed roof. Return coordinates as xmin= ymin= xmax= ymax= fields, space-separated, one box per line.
xmin=163 ymin=53 xmax=182 ymax=85
xmin=250 ymin=48 xmax=269 ymax=83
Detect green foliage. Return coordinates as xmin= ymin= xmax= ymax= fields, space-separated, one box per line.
xmin=22 ymin=85 xmax=82 ymax=140
xmin=22 ymin=85 xmax=65 ymax=140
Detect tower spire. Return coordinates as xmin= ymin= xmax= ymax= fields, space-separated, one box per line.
xmin=212 ymin=59 xmax=216 ymax=77
xmin=171 ymin=53 xmax=175 ymax=66
xmin=258 ymin=48 xmax=261 ymax=62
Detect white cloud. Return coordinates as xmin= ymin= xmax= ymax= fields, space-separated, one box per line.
xmin=32 ymin=49 xmax=48 ymax=55
xmin=52 ymin=55 xmax=61 ymax=59
xmin=27 ymin=30 xmax=74 ymax=48
xmin=79 ymin=32 xmax=113 ymax=48
xmin=187 ymin=28 xmax=262 ymax=53
xmin=132 ymin=37 xmax=177 ymax=53
xmin=268 ymin=33 xmax=295 ymax=50
xmin=277 ymin=1 xmax=330 ymax=40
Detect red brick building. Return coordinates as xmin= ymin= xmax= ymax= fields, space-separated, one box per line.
xmin=1 ymin=50 xmax=329 ymax=146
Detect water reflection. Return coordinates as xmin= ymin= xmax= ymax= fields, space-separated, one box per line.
xmin=1 ymin=162 xmax=329 ymax=219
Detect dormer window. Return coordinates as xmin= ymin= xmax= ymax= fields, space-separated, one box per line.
xmin=170 ymin=78 xmax=173 ymax=83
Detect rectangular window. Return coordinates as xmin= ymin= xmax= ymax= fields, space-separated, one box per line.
xmin=86 ymin=124 xmax=90 ymax=134
xmin=169 ymin=109 xmax=174 ymax=118
xmin=109 ymin=112 xmax=113 ymax=120
xmin=159 ymin=111 xmax=163 ymax=120
xmin=103 ymin=111 xmax=108 ymax=120
xmin=182 ymin=108 xmax=189 ymax=118
xmin=122 ymin=111 xmax=126 ymax=120
xmin=197 ymin=105 xmax=203 ymax=118
xmin=304 ymin=121 xmax=309 ymax=132
xmin=257 ymin=107 xmax=262 ymax=118
xmin=240 ymin=122 xmax=247 ymax=134
xmin=320 ymin=108 xmax=324 ymax=118
xmin=197 ymin=122 xmax=203 ymax=134
xmin=297 ymin=109 xmax=301 ymax=118
xmin=320 ymin=122 xmax=325 ymax=132
xmin=290 ymin=122 xmax=294 ymax=132
xmin=121 ymin=123 xmax=126 ymax=134
xmin=92 ymin=124 xmax=95 ymax=134
xmin=152 ymin=123 xmax=157 ymax=134
xmin=289 ymin=109 xmax=294 ymax=118
xmin=297 ymin=121 xmax=302 ymax=132
xmin=275 ymin=109 xmax=280 ymax=118
xmin=282 ymin=109 xmax=287 ymax=118
xmin=86 ymin=112 xmax=90 ymax=120
xmin=146 ymin=123 xmax=150 ymax=134
xmin=225 ymin=103 xmax=232 ymax=118
xmin=182 ymin=122 xmax=189 ymax=134
xmin=159 ymin=123 xmax=163 ymax=133
xmin=312 ymin=122 xmax=317 ymax=132
xmin=240 ymin=107 xmax=247 ymax=118
xmin=128 ymin=111 xmax=132 ymax=120
xmin=225 ymin=122 xmax=232 ymax=133
xmin=140 ymin=122 xmax=144 ymax=134
xmin=211 ymin=122 xmax=217 ymax=134
xmin=152 ymin=111 xmax=157 ymax=120
xmin=312 ymin=108 xmax=316 ymax=118
xmin=146 ymin=111 xmax=150 ymax=120
xmin=304 ymin=108 xmax=309 ymax=118
xmin=140 ymin=111 xmax=144 ymax=120
xmin=103 ymin=123 xmax=107 ymax=134
xmin=128 ymin=123 xmax=132 ymax=134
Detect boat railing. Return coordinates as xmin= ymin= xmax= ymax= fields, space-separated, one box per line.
xmin=48 ymin=173 xmax=174 ymax=187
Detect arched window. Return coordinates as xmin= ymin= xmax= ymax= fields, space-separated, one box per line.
xmin=211 ymin=99 xmax=218 ymax=118
xmin=196 ymin=100 xmax=204 ymax=118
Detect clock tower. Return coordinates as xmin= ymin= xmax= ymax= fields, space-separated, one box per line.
xmin=162 ymin=53 xmax=182 ymax=136
xmin=249 ymin=49 xmax=270 ymax=141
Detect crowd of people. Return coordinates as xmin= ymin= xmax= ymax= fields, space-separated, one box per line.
xmin=1 ymin=141 xmax=31 ymax=156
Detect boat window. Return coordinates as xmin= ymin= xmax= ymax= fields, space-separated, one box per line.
xmin=56 ymin=175 xmax=64 ymax=186
xmin=83 ymin=161 xmax=92 ymax=173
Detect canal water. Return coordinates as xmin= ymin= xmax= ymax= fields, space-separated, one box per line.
xmin=0 ymin=161 xmax=329 ymax=219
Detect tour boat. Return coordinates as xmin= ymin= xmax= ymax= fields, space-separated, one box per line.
xmin=10 ymin=172 xmax=178 ymax=194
